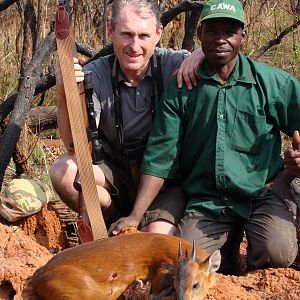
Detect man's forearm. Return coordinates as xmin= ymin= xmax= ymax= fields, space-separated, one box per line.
xmin=131 ymin=174 xmax=165 ymax=222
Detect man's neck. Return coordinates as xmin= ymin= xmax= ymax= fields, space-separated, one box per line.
xmin=212 ymin=57 xmax=238 ymax=85
xmin=119 ymin=62 xmax=150 ymax=87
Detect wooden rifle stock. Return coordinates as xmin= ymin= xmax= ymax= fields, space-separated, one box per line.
xmin=54 ymin=2 xmax=107 ymax=241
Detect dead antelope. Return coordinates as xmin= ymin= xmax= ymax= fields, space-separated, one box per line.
xmin=32 ymin=232 xmax=221 ymax=299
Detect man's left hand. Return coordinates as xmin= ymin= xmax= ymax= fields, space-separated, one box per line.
xmin=175 ymin=48 xmax=205 ymax=90
xmin=263 ymin=168 xmax=297 ymax=221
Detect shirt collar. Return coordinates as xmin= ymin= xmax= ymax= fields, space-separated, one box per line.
xmin=197 ymin=52 xmax=256 ymax=86
xmin=117 ymin=61 xmax=152 ymax=84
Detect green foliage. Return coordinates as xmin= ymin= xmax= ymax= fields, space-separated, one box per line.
xmin=40 ymin=129 xmax=60 ymax=140
xmin=28 ymin=142 xmax=56 ymax=194
xmin=30 ymin=146 xmax=46 ymax=165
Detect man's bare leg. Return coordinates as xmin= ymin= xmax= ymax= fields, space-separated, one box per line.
xmin=50 ymin=154 xmax=115 ymax=219
xmin=141 ymin=221 xmax=176 ymax=235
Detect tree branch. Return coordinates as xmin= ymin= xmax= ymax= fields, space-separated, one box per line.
xmin=252 ymin=19 xmax=300 ymax=59
xmin=27 ymin=106 xmax=58 ymax=133
xmin=0 ymin=0 xmax=18 ymax=11
xmin=0 ymin=71 xmax=56 ymax=123
xmin=160 ymin=0 xmax=204 ymax=27
xmin=0 ymin=31 xmax=56 ymax=188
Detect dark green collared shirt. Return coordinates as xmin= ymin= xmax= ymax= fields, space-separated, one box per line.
xmin=141 ymin=53 xmax=300 ymax=220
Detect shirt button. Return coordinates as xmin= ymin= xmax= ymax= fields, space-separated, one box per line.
xmin=219 ymin=114 xmax=224 ymax=119
xmin=137 ymin=91 xmax=140 ymax=96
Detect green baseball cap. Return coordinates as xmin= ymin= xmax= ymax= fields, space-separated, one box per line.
xmin=200 ymin=0 xmax=245 ymax=25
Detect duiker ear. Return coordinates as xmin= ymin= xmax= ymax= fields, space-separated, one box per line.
xmin=208 ymin=250 xmax=221 ymax=273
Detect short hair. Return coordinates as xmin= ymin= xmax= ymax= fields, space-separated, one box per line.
xmin=110 ymin=0 xmax=161 ymax=30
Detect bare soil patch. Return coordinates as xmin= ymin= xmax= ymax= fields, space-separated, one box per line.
xmin=0 ymin=139 xmax=299 ymax=299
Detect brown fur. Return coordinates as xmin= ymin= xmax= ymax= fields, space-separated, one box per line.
xmin=32 ymin=232 xmax=219 ymax=300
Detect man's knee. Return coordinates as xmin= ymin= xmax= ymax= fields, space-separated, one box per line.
xmin=174 ymin=213 xmax=223 ymax=253
xmin=50 ymin=155 xmax=76 ymax=188
xmin=248 ymin=197 xmax=298 ymax=269
xmin=141 ymin=220 xmax=176 ymax=235
xmin=248 ymin=231 xmax=298 ymax=269
xmin=50 ymin=156 xmax=80 ymax=211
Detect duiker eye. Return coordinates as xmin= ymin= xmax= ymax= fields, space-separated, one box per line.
xmin=192 ymin=281 xmax=200 ymax=291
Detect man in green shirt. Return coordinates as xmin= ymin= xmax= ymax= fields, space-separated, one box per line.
xmin=109 ymin=0 xmax=300 ymax=274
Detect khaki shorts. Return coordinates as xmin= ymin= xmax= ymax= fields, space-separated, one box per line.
xmin=99 ymin=159 xmax=186 ymax=228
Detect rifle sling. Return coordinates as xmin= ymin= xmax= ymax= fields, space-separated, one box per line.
xmin=55 ymin=4 xmax=107 ymax=240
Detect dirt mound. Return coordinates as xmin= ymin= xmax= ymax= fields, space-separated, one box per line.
xmin=0 ymin=223 xmax=52 ymax=300
xmin=16 ymin=204 xmax=69 ymax=252
xmin=1 ymin=203 xmax=300 ymax=300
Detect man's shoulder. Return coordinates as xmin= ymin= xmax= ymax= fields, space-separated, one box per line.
xmin=155 ymin=47 xmax=190 ymax=61
xmin=154 ymin=47 xmax=190 ymax=84
xmin=83 ymin=54 xmax=113 ymax=73
xmin=241 ymin=53 xmax=296 ymax=82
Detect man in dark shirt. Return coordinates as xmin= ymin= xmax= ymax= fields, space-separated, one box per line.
xmin=52 ymin=0 xmax=204 ymax=234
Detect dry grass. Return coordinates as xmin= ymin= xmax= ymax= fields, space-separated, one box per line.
xmin=0 ymin=0 xmax=299 ymax=186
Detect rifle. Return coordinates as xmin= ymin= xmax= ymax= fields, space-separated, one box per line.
xmin=54 ymin=1 xmax=108 ymax=242
xmin=83 ymin=71 xmax=105 ymax=165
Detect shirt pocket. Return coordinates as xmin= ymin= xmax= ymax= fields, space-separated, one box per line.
xmin=229 ymin=110 xmax=268 ymax=155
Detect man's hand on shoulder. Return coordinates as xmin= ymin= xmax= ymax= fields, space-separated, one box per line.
xmin=175 ymin=48 xmax=205 ymax=90
xmin=55 ymin=57 xmax=86 ymax=86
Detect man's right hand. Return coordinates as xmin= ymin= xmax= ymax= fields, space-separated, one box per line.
xmin=284 ymin=130 xmax=300 ymax=177
xmin=55 ymin=57 xmax=86 ymax=86
xmin=108 ymin=215 xmax=140 ymax=236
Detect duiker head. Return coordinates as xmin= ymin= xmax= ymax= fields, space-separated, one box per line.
xmin=174 ymin=241 xmax=221 ymax=300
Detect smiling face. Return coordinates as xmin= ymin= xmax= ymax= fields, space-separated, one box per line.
xmin=108 ymin=5 xmax=163 ymax=82
xmin=198 ymin=18 xmax=245 ymax=72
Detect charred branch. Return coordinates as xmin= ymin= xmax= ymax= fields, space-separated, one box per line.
xmin=76 ymin=42 xmax=98 ymax=58
xmin=84 ymin=43 xmax=114 ymax=64
xmin=182 ymin=7 xmax=201 ymax=51
xmin=0 ymin=31 xmax=56 ymax=188
xmin=0 ymin=71 xmax=56 ymax=123
xmin=0 ymin=0 xmax=18 ymax=11
xmin=160 ymin=0 xmax=204 ymax=27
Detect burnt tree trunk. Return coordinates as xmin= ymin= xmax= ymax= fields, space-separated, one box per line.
xmin=13 ymin=127 xmax=35 ymax=177
xmin=0 ymin=71 xmax=56 ymax=123
xmin=0 ymin=31 xmax=56 ymax=189
xmin=14 ymin=0 xmax=39 ymax=176
xmin=102 ymin=0 xmax=108 ymax=46
xmin=20 ymin=0 xmax=37 ymax=78
xmin=160 ymin=0 xmax=204 ymax=27
xmin=0 ymin=0 xmax=18 ymax=11
xmin=181 ymin=6 xmax=201 ymax=51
